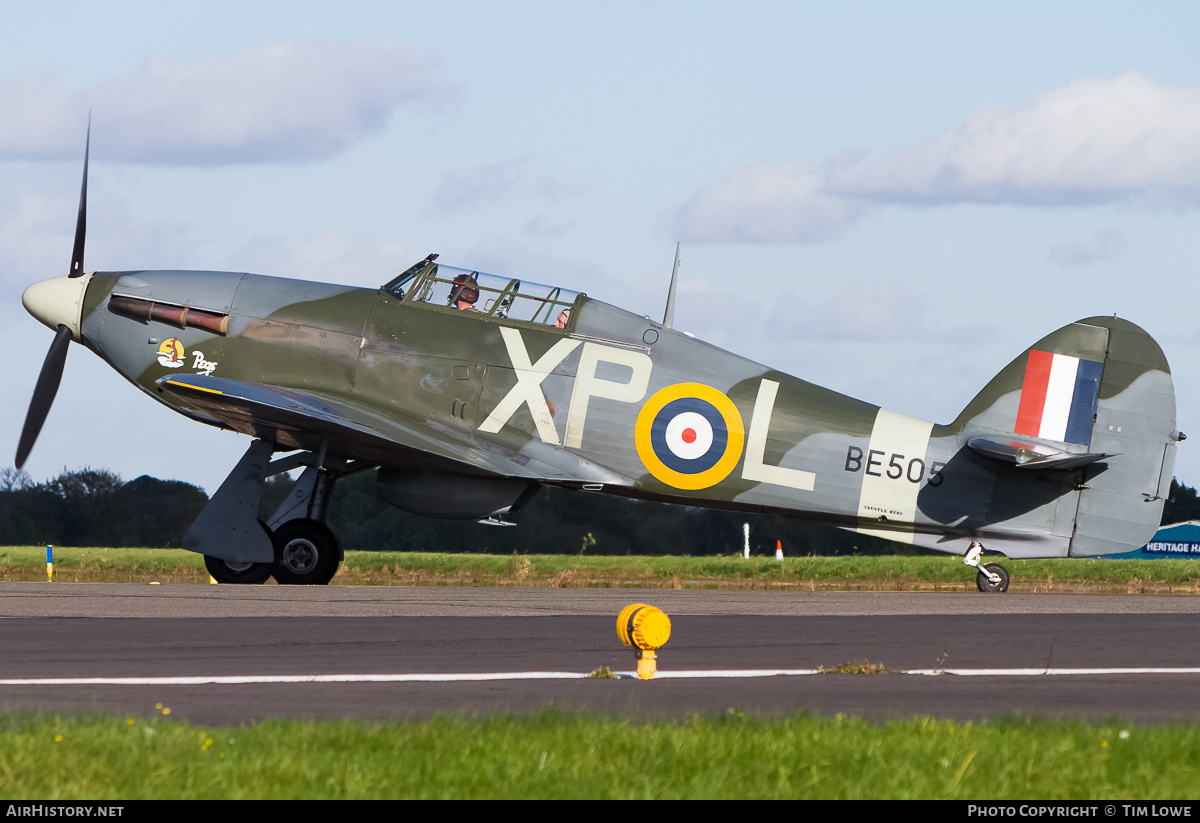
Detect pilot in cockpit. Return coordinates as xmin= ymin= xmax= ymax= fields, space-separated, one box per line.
xmin=449 ymin=273 xmax=481 ymax=312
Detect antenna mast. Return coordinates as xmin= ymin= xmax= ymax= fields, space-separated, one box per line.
xmin=663 ymin=242 xmax=680 ymax=328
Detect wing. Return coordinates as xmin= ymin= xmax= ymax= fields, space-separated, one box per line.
xmin=155 ymin=374 xmax=554 ymax=478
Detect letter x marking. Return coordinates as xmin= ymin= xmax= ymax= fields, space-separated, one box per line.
xmin=478 ymin=327 xmax=581 ymax=444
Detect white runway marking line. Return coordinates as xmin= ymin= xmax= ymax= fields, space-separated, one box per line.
xmin=4 ymin=667 xmax=1200 ymax=685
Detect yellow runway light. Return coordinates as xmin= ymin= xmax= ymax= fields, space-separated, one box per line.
xmin=617 ymin=604 xmax=671 ymax=680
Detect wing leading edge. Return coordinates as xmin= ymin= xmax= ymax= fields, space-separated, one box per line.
xmin=155 ymin=374 xmax=548 ymax=478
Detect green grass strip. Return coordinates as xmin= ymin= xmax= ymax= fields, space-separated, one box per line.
xmin=0 ymin=712 xmax=1195 ymax=799
xmin=1 ymin=547 xmax=1198 ymax=592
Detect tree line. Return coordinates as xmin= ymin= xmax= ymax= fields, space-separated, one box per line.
xmin=3 ymin=465 xmax=1198 ymax=555
xmin=0 ymin=467 xmax=208 ymax=549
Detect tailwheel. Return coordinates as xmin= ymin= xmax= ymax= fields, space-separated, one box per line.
xmin=204 ymin=555 xmax=273 ymax=584
xmin=271 ymin=519 xmax=341 ymax=585
xmin=976 ymin=563 xmax=1010 ymax=593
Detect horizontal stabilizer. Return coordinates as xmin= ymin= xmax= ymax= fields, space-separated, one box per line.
xmin=967 ymin=437 xmax=1116 ymax=470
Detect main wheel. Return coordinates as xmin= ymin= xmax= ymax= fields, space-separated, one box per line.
xmin=203 ymin=519 xmax=274 ymax=584
xmin=271 ymin=519 xmax=340 ymax=585
xmin=976 ymin=563 xmax=1010 ymax=593
xmin=204 ymin=555 xmax=273 ymax=584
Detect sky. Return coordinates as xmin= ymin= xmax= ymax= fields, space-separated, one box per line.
xmin=3 ymin=1 xmax=1199 ymax=496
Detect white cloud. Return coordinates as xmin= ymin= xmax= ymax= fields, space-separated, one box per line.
xmin=769 ymin=280 xmax=931 ymax=343
xmin=0 ymin=38 xmax=457 ymax=166
xmin=427 ymin=160 xmax=528 ymax=216
xmin=671 ymin=73 xmax=1200 ymax=244
xmin=0 ymin=184 xmax=194 ymax=294
xmin=1047 ymin=229 xmax=1131 ymax=267
xmin=668 ymin=162 xmax=866 ymax=244
xmin=223 ymin=232 xmax=417 ymax=289
xmin=0 ymin=190 xmax=77 ymax=285
xmin=427 ymin=159 xmax=582 ymax=217
xmin=678 ymin=278 xmax=931 ymax=349
xmin=843 ymin=73 xmax=1200 ymax=205
xmin=523 ymin=216 xmax=573 ymax=238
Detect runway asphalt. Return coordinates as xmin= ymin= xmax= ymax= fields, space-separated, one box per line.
xmin=1 ymin=583 xmax=1198 ymax=725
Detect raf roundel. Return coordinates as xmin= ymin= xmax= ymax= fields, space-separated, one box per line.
xmin=635 ymin=383 xmax=745 ymax=490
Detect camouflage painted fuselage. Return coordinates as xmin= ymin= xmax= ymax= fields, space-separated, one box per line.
xmin=75 ymin=267 xmax=1178 ymax=559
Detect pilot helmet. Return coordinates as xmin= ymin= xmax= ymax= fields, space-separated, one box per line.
xmin=450 ymin=273 xmax=480 ymax=305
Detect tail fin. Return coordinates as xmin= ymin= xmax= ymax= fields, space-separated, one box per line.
xmin=950 ymin=316 xmax=1178 ymax=556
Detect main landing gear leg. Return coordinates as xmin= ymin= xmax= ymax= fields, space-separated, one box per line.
xmin=186 ymin=439 xmax=276 ymax=585
xmin=189 ymin=442 xmax=369 ymax=585
xmin=963 ymin=541 xmax=1010 ymax=593
xmin=266 ymin=466 xmax=343 ymax=586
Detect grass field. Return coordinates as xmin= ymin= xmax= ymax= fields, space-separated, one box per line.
xmin=1 ymin=546 xmax=1198 ymax=593
xmin=2 ymin=712 xmax=1197 ymax=799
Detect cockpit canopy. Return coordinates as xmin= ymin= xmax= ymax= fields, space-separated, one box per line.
xmin=382 ymin=255 xmax=582 ymax=329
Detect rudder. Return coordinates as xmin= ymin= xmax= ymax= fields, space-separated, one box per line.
xmin=949 ymin=317 xmax=1178 ymax=557
xmin=1068 ymin=317 xmax=1178 ymax=556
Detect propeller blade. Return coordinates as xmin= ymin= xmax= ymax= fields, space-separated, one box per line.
xmin=15 ymin=324 xmax=72 ymax=469
xmin=69 ymin=115 xmax=89 ymax=278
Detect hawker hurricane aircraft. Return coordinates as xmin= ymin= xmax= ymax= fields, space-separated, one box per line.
xmin=15 ymin=132 xmax=1183 ymax=589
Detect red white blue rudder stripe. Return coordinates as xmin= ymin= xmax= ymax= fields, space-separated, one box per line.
xmin=1014 ymin=350 xmax=1104 ymax=446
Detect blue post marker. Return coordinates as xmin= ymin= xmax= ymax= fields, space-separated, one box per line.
xmin=46 ymin=545 xmax=52 ymax=582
